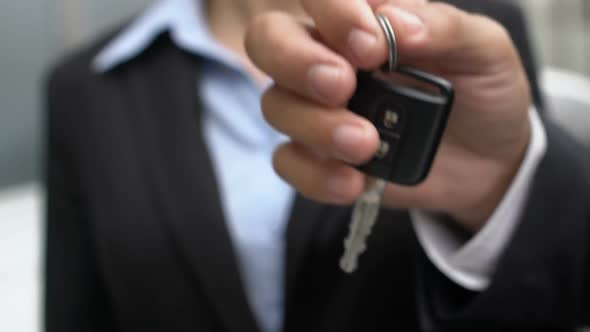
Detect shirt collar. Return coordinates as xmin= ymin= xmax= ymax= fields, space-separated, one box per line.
xmin=92 ymin=0 xmax=245 ymax=75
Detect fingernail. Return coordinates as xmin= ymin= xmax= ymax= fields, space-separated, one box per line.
xmin=333 ymin=124 xmax=368 ymax=162
xmin=326 ymin=173 xmax=352 ymax=197
xmin=391 ymin=7 xmax=425 ymax=36
xmin=308 ymin=64 xmax=343 ymax=101
xmin=347 ymin=28 xmax=378 ymax=64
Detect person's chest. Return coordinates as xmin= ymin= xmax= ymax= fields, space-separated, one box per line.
xmin=70 ymin=48 xmax=423 ymax=330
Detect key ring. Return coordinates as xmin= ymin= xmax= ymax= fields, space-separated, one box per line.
xmin=376 ymin=13 xmax=398 ymax=72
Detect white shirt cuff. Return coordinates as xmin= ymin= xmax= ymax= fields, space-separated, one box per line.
xmin=411 ymin=108 xmax=547 ymax=291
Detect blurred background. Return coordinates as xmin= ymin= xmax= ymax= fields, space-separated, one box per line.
xmin=0 ymin=0 xmax=588 ymax=331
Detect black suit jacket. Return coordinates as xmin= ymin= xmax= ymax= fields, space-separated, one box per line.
xmin=44 ymin=1 xmax=590 ymax=331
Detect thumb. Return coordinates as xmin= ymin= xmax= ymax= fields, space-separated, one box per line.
xmin=375 ymin=2 xmax=519 ymax=73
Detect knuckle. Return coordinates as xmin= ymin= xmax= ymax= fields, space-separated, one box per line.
xmin=271 ymin=143 xmax=290 ymax=179
xmin=428 ymin=3 xmax=464 ymax=39
xmin=488 ymin=20 xmax=513 ymax=51
xmin=430 ymin=2 xmax=461 ymax=17
xmin=474 ymin=14 xmax=517 ymax=60
xmin=246 ymin=11 xmax=286 ymax=53
xmin=475 ymin=14 xmax=509 ymax=42
xmin=260 ymin=86 xmax=280 ymax=124
xmin=442 ymin=5 xmax=464 ymax=38
xmin=245 ymin=14 xmax=268 ymax=52
xmin=266 ymin=18 xmax=304 ymax=71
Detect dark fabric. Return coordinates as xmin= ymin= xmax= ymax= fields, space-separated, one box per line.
xmin=417 ymin=120 xmax=590 ymax=331
xmin=44 ymin=1 xmax=589 ymax=332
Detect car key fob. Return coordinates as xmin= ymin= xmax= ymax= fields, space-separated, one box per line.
xmin=347 ymin=66 xmax=454 ymax=185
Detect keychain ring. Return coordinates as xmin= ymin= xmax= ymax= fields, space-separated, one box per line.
xmin=376 ymin=13 xmax=398 ymax=72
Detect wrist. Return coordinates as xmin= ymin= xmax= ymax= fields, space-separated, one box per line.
xmin=451 ymin=120 xmax=531 ymax=232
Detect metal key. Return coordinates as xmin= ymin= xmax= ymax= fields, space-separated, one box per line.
xmin=339 ymin=178 xmax=387 ymax=273
xmin=339 ymin=13 xmax=398 ymax=273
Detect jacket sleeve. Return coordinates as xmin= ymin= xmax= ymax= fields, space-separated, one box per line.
xmin=416 ymin=119 xmax=590 ymax=331
xmin=43 ymin=63 xmax=118 ymax=332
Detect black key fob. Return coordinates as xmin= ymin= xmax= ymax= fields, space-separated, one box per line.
xmin=347 ymin=66 xmax=454 ymax=185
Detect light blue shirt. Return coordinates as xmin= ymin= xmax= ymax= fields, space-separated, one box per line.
xmin=95 ymin=0 xmax=294 ymax=331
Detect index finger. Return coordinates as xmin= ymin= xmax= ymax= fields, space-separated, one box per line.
xmin=301 ymin=0 xmax=385 ymax=69
xmin=301 ymin=0 xmax=425 ymax=69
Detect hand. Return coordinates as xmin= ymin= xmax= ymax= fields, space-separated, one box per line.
xmin=245 ymin=0 xmax=531 ymax=231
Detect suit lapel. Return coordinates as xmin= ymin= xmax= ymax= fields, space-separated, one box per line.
xmin=118 ymin=32 xmax=350 ymax=332
xmin=124 ymin=34 xmax=259 ymax=332
xmin=283 ymin=195 xmax=351 ymax=315
xmin=284 ymin=196 xmax=325 ymax=299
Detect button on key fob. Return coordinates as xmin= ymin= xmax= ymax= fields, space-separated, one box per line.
xmin=347 ymin=66 xmax=454 ymax=185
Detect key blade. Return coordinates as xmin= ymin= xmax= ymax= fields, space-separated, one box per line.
xmin=339 ymin=254 xmax=358 ymax=273
xmin=339 ymin=199 xmax=367 ymax=273
xmin=339 ymin=179 xmax=387 ymax=273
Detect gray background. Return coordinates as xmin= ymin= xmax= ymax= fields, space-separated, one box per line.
xmin=0 ymin=0 xmax=151 ymax=189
